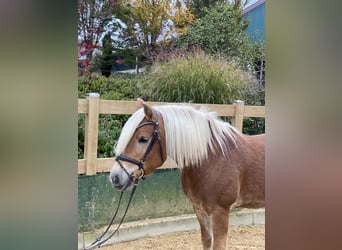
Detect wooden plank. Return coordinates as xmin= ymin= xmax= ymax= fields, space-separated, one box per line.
xmin=78 ymin=158 xmax=116 ymax=174
xmin=99 ymin=100 xmax=137 ymax=114
xmin=232 ymin=100 xmax=245 ymax=132
xmin=244 ymin=105 xmax=265 ymax=118
xmin=148 ymin=102 xmax=236 ymax=116
xmin=95 ymin=157 xmax=177 ymax=173
xmin=84 ymin=95 xmax=100 ymax=175
xmin=96 ymin=158 xmax=116 ymax=173
xmin=188 ymin=103 xmax=236 ymax=116
xmin=78 ymin=157 xmax=178 ymax=174
xmin=80 ymin=99 xmax=264 ymax=117
xmin=98 ymin=100 xmax=236 ymax=116
xmin=78 ymin=99 xmax=88 ymax=113
xmin=159 ymin=157 xmax=178 ymax=169
xmin=78 ymin=159 xmax=86 ymax=174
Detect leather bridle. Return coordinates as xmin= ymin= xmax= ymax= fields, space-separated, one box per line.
xmin=115 ymin=108 xmax=164 ymax=182
xmin=85 ymin=109 xmax=164 ymax=249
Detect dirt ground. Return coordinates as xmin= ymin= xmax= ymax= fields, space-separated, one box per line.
xmin=99 ymin=225 xmax=265 ymax=250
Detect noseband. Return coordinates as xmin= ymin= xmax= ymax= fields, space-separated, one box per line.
xmin=115 ymin=108 xmax=164 ymax=181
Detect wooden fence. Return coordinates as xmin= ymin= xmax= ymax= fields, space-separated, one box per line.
xmin=78 ymin=94 xmax=265 ymax=175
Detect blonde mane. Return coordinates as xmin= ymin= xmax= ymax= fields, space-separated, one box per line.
xmin=115 ymin=105 xmax=240 ymax=168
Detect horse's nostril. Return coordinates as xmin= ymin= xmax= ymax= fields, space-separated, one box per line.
xmin=112 ymin=175 xmax=120 ymax=185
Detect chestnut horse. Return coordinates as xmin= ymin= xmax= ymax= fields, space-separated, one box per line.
xmin=110 ymin=99 xmax=264 ymax=250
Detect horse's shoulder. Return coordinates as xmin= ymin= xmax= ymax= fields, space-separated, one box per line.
xmin=238 ymin=133 xmax=265 ymax=150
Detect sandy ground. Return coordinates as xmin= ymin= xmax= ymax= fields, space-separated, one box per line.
xmin=99 ymin=225 xmax=265 ymax=250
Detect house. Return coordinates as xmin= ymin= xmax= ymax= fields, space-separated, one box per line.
xmin=243 ymin=0 xmax=265 ymax=44
xmin=243 ymin=0 xmax=265 ymax=88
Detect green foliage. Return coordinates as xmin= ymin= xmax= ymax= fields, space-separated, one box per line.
xmin=78 ymin=74 xmax=138 ymax=99
xmin=140 ymin=52 xmax=259 ymax=105
xmin=78 ymin=74 xmax=139 ymax=159
xmin=97 ymin=114 xmax=129 ymax=158
xmin=78 ymin=113 xmax=129 ymax=159
xmin=176 ymin=2 xmax=254 ymax=70
xmin=243 ymin=117 xmax=265 ymax=135
xmin=78 ymin=114 xmax=85 ymax=159
xmin=185 ymin=0 xmax=226 ymax=18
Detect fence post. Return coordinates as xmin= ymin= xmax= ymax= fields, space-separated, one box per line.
xmin=84 ymin=93 xmax=100 ymax=175
xmin=233 ymin=100 xmax=245 ymax=132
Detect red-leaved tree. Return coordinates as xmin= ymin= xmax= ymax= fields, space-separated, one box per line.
xmin=78 ymin=0 xmax=122 ymax=76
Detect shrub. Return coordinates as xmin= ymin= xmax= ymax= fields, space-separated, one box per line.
xmin=78 ymin=74 xmax=138 ymax=100
xmin=140 ymin=52 xmax=258 ymax=105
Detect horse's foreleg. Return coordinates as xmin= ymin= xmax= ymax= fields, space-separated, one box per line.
xmin=193 ymin=206 xmax=212 ymax=250
xmin=211 ymin=207 xmax=229 ymax=250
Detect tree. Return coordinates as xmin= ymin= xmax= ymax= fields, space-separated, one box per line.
xmin=185 ymin=0 xmax=250 ymax=18
xmin=78 ymin=0 xmax=194 ymax=75
xmin=184 ymin=0 xmax=225 ymax=18
xmin=122 ymin=0 xmax=194 ymax=55
xmin=176 ymin=2 xmax=254 ymax=69
xmin=78 ymin=0 xmax=122 ymax=75
xmin=98 ymin=33 xmax=115 ymax=77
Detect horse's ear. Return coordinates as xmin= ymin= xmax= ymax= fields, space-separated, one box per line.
xmin=143 ymin=103 xmax=154 ymax=120
xmin=136 ymin=98 xmax=153 ymax=120
xmin=136 ymin=98 xmax=145 ymax=110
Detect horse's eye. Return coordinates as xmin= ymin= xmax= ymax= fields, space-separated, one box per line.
xmin=138 ymin=136 xmax=149 ymax=143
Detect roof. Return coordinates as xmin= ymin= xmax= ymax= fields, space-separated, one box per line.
xmin=243 ymin=0 xmax=265 ymax=15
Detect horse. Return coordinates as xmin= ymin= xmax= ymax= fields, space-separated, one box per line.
xmin=109 ymin=99 xmax=265 ymax=250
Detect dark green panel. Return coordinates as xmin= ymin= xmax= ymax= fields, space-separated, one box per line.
xmin=78 ymin=169 xmax=193 ymax=232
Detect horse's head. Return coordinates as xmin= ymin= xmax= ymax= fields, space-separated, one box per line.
xmin=109 ymin=99 xmax=167 ymax=191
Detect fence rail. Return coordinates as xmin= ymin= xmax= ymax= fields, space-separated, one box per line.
xmin=78 ymin=94 xmax=265 ymax=175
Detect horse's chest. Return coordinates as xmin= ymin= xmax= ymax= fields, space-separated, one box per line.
xmin=181 ymin=164 xmax=243 ymax=211
xmin=181 ymin=167 xmax=225 ymax=208
xmin=181 ymin=167 xmax=204 ymax=204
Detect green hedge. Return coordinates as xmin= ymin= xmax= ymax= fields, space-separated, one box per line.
xmin=78 ymin=73 xmax=139 ymax=100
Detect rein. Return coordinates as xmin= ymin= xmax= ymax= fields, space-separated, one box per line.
xmin=84 ymin=108 xmax=163 ymax=249
xmin=84 ymin=182 xmax=138 ymax=249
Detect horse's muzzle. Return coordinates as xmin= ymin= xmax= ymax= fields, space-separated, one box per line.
xmin=111 ymin=174 xmax=122 ymax=188
xmin=109 ymin=174 xmax=132 ymax=191
xmin=109 ymin=163 xmax=135 ymax=191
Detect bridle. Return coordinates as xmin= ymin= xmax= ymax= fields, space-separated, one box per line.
xmin=115 ymin=108 xmax=164 ymax=182
xmin=84 ymin=108 xmax=164 ymax=249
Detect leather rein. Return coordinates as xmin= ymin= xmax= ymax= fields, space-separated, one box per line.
xmin=84 ymin=108 xmax=163 ymax=249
